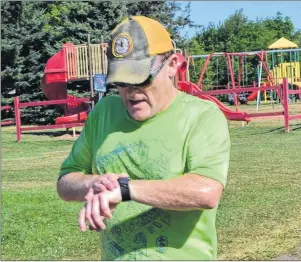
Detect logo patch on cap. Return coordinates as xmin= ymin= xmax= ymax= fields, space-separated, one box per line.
xmin=112 ymin=33 xmax=133 ymax=58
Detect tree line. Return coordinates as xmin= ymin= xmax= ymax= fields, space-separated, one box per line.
xmin=1 ymin=1 xmax=300 ymax=124
xmin=187 ymin=9 xmax=300 ymax=85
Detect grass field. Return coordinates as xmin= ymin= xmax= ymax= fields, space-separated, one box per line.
xmin=1 ymin=114 xmax=301 ymax=260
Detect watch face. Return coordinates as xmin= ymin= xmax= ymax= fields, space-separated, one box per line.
xmin=113 ymin=34 xmax=133 ymax=57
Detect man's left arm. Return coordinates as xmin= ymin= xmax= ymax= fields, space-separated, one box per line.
xmin=128 ymin=173 xmax=223 ymax=210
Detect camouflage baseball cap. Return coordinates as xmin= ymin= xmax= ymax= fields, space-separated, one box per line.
xmin=106 ymin=16 xmax=174 ymax=85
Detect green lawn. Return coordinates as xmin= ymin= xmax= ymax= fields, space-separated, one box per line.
xmin=1 ymin=120 xmax=301 ymax=260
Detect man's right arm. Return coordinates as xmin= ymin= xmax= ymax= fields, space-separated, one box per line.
xmin=57 ymin=172 xmax=129 ymax=202
xmin=57 ymin=173 xmax=100 ymax=202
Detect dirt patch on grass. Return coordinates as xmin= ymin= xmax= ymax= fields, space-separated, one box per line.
xmin=273 ymin=243 xmax=301 ymax=260
xmin=54 ymin=134 xmax=79 ymax=140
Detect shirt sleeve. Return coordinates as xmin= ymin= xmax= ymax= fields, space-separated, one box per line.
xmin=59 ymin=108 xmax=95 ymax=177
xmin=186 ymin=105 xmax=231 ymax=187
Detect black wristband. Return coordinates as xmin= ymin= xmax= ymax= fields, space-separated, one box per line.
xmin=118 ymin=177 xmax=131 ymax=201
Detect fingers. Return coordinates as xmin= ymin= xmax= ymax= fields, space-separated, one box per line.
xmin=91 ymin=194 xmax=107 ymax=230
xmin=106 ymin=174 xmax=120 ymax=189
xmin=88 ymin=216 xmax=106 ymax=231
xmin=80 ymin=185 xmax=122 ymax=232
xmin=89 ymin=224 xmax=102 ymax=232
xmin=103 ymin=173 xmax=128 ymax=189
xmin=79 ymin=197 xmax=107 ymax=231
xmin=84 ymin=188 xmax=97 ymax=230
xmin=93 ymin=173 xmax=129 ymax=193
xmin=100 ymin=192 xmax=113 ymax=219
xmin=80 ymin=190 xmax=112 ymax=232
xmin=98 ymin=176 xmax=115 ymax=191
xmin=93 ymin=182 xmax=108 ymax=193
xmin=79 ymin=206 xmax=87 ymax=232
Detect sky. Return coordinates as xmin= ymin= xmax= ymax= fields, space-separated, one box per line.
xmin=180 ymin=1 xmax=301 ymax=38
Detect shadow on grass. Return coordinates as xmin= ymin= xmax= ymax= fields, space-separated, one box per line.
xmin=292 ymin=124 xmax=301 ymax=131
xmin=250 ymin=123 xmax=301 ymax=135
xmin=22 ymin=130 xmax=81 ymax=138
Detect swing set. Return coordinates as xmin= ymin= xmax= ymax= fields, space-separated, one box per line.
xmin=176 ymin=38 xmax=301 ymax=131
xmin=189 ymin=47 xmax=301 ymax=110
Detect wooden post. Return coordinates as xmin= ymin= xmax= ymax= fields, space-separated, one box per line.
xmin=87 ymin=34 xmax=95 ymax=108
xmin=101 ymin=35 xmax=105 ymax=73
xmin=184 ymin=49 xmax=190 ymax=82
xmin=282 ymin=77 xmax=290 ymax=132
xmin=187 ymin=56 xmax=190 ymax=82
xmin=226 ymin=54 xmax=239 ymax=112
xmin=99 ymin=35 xmax=105 ymax=101
xmin=14 ymin=96 xmax=22 ymax=142
xmin=238 ymin=56 xmax=242 ymax=89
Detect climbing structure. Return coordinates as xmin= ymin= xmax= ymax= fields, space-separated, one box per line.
xmin=42 ymin=42 xmax=108 ymax=124
xmin=268 ymin=38 xmax=301 ymax=90
xmin=44 ymin=42 xmax=107 ymax=84
xmin=189 ymin=37 xmax=301 ymax=108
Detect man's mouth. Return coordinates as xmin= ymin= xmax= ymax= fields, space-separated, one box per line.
xmin=129 ymin=99 xmax=145 ymax=106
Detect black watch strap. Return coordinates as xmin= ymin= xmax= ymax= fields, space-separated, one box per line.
xmin=118 ymin=177 xmax=131 ymax=201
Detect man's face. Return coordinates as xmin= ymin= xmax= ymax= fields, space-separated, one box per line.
xmin=118 ymin=55 xmax=177 ymax=121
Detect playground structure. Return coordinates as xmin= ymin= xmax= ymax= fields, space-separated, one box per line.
xmin=42 ymin=41 xmax=108 ymax=124
xmin=2 ymin=37 xmax=301 ymax=142
xmin=189 ymin=49 xmax=301 ymax=106
xmin=2 ymin=39 xmax=109 ymax=141
xmin=7 ymin=40 xmax=109 ymax=142
xmin=175 ymin=57 xmax=301 ymax=130
xmin=174 ymin=37 xmax=301 ymax=130
xmin=176 ymin=77 xmax=299 ymax=131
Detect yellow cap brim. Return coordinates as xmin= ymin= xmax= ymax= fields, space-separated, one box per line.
xmin=106 ymin=57 xmax=152 ymax=85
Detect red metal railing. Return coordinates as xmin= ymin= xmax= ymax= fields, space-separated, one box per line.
xmin=14 ymin=97 xmax=91 ymax=142
xmin=194 ymin=78 xmax=301 ymax=132
xmin=6 ymin=77 xmax=301 ymax=142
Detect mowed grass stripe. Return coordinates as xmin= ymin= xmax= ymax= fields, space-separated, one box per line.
xmin=2 ymin=188 xmax=100 ymax=260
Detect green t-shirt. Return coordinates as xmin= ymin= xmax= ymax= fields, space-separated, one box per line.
xmin=60 ymin=91 xmax=230 ymax=260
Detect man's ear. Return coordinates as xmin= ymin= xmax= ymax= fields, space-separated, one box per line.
xmin=167 ymin=54 xmax=179 ymax=78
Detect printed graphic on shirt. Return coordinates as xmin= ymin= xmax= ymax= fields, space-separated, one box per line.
xmin=101 ymin=207 xmax=171 ymax=260
xmin=96 ymin=139 xmax=171 ymax=179
xmin=96 ymin=139 xmax=174 ymax=260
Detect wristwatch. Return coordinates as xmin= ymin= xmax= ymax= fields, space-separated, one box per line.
xmin=118 ymin=177 xmax=131 ymax=201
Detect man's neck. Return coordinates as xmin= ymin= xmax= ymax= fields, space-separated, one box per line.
xmin=161 ymin=86 xmax=180 ymax=112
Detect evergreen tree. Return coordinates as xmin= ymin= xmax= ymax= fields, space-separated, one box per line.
xmin=1 ymin=1 xmax=195 ymax=124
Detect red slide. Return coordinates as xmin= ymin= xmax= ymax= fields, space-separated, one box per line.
xmin=55 ymin=111 xmax=88 ymax=125
xmin=247 ymin=90 xmax=260 ymax=101
xmin=178 ymin=81 xmax=251 ymax=122
xmin=247 ymin=82 xmax=271 ymax=101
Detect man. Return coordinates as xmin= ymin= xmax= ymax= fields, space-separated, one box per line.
xmin=57 ymin=15 xmax=230 ymax=260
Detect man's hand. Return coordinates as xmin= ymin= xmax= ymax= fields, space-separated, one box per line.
xmin=79 ymin=173 xmax=128 ymax=232
xmin=91 ymin=173 xmax=129 ymax=193
xmin=57 ymin=172 xmax=129 ymax=202
xmin=79 ymin=186 xmax=122 ymax=232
